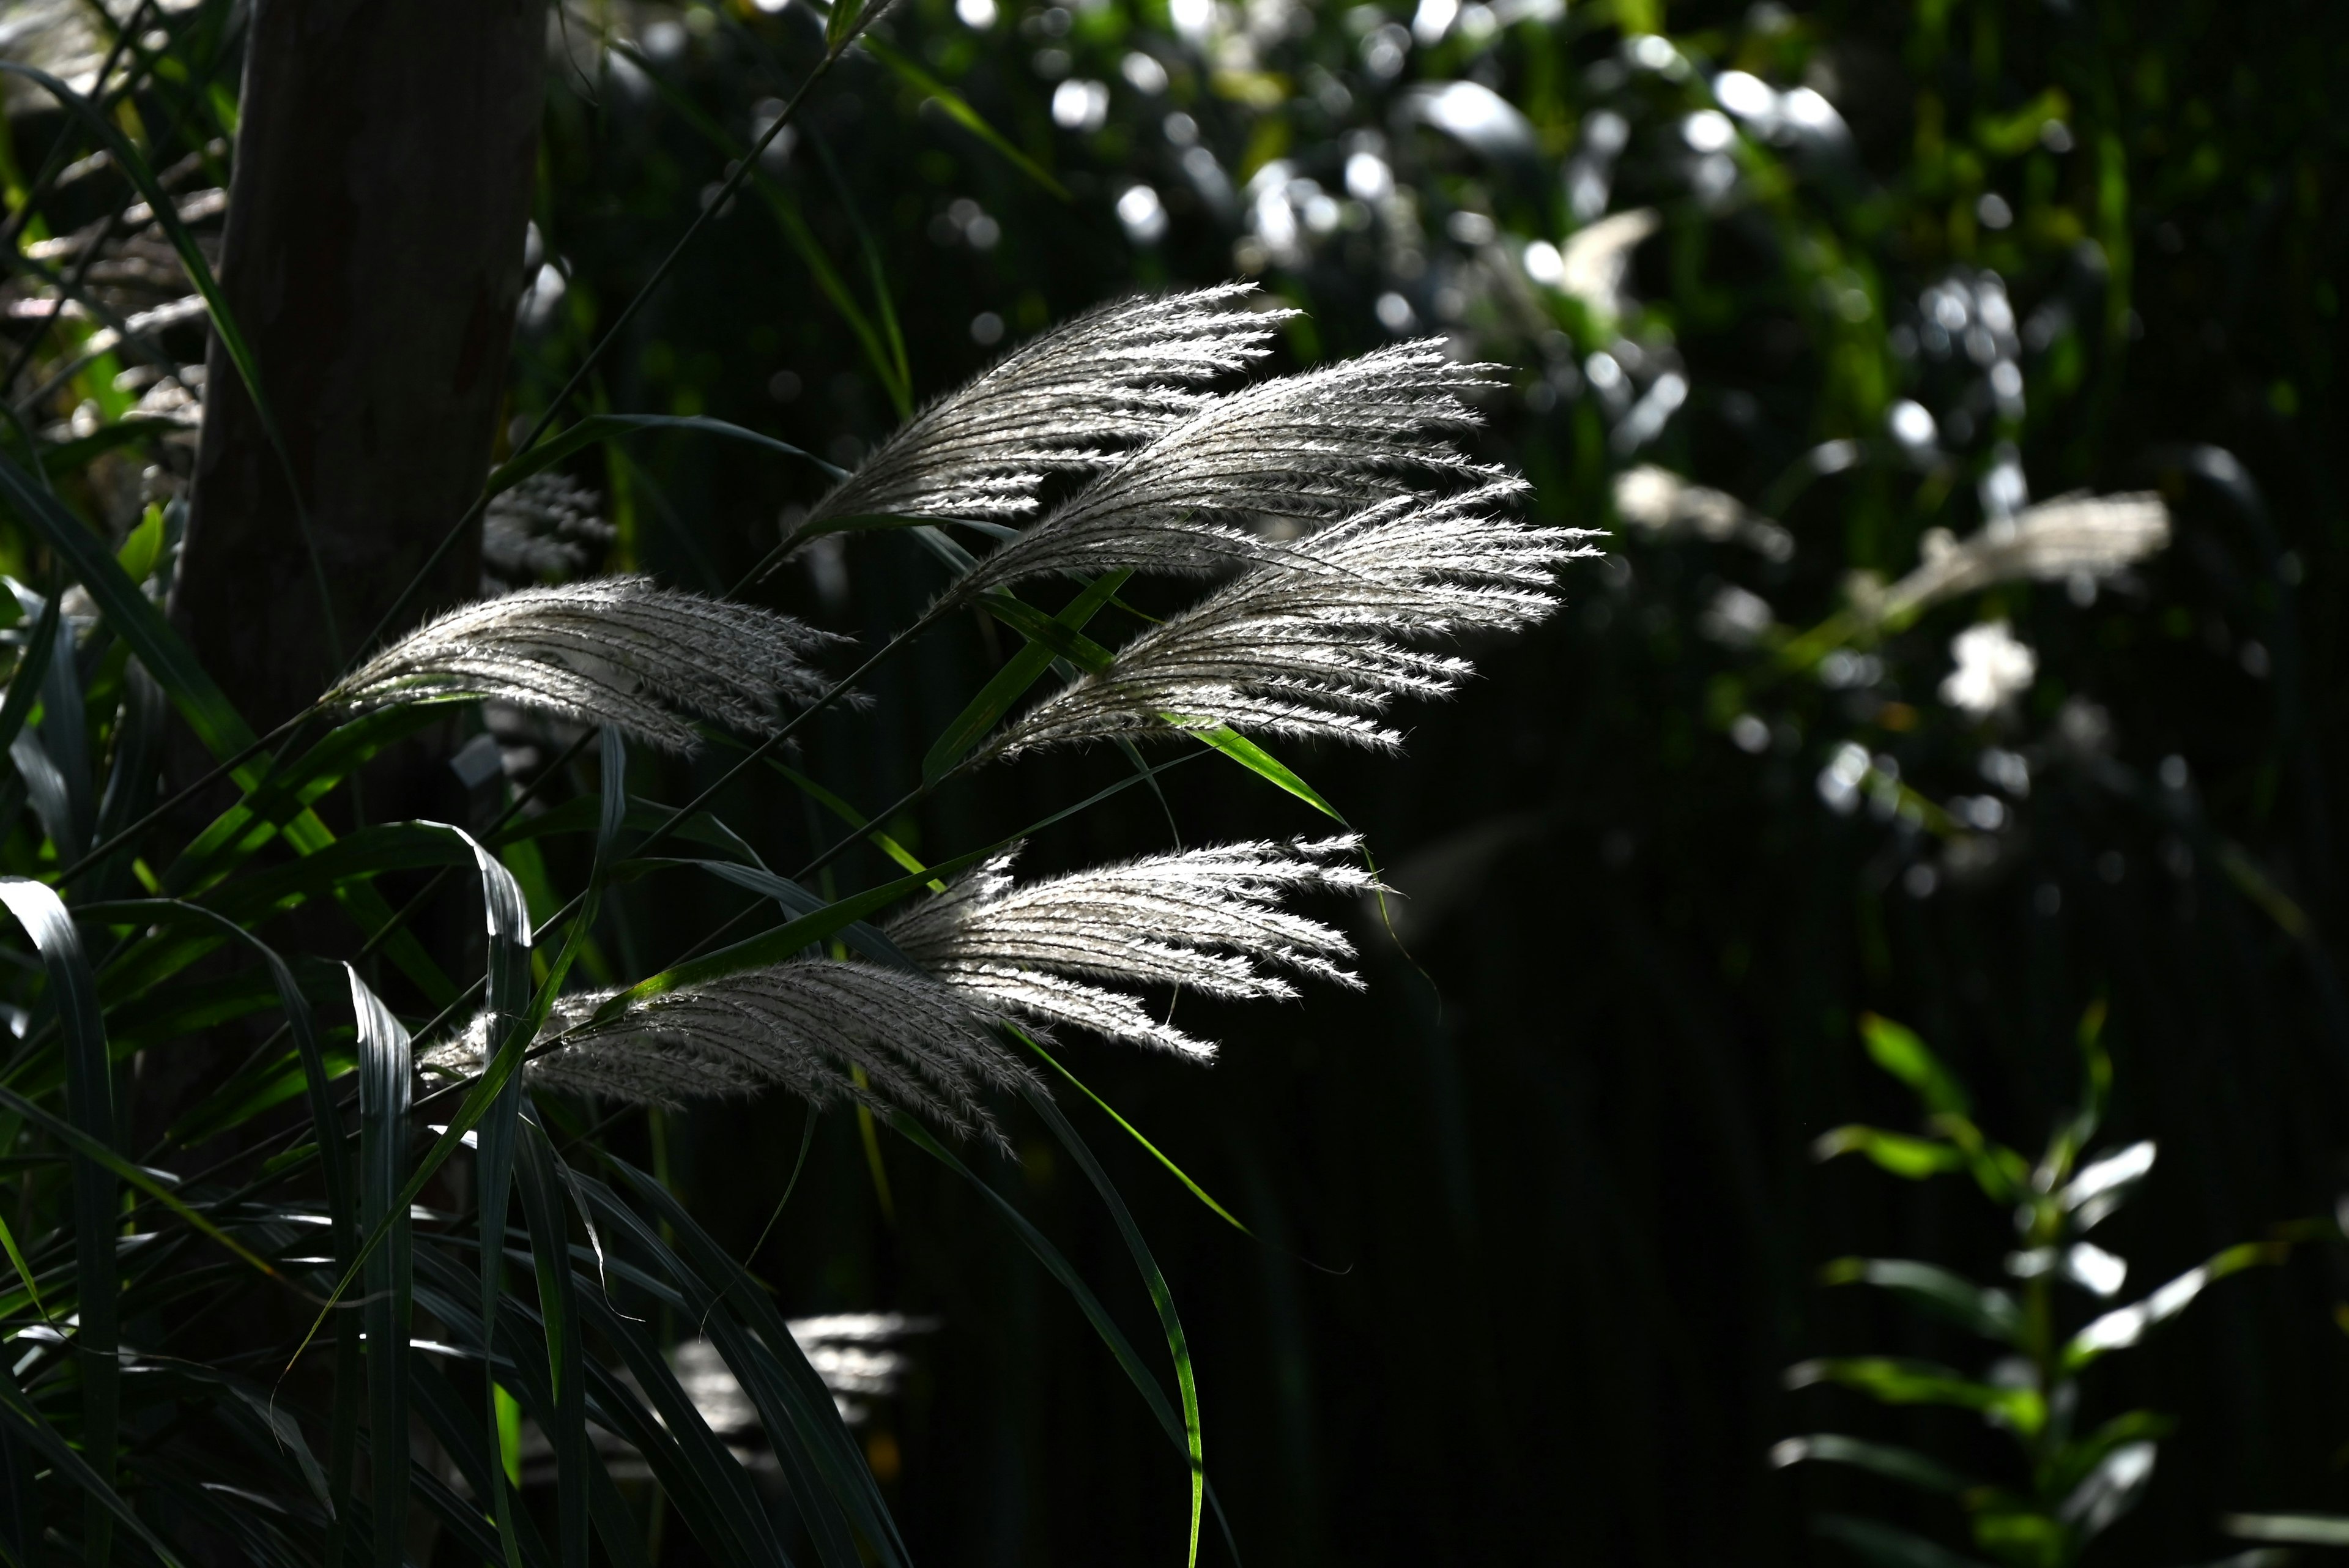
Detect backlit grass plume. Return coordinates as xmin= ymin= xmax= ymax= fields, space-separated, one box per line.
xmin=987 ymin=480 xmax=1595 ymax=757
xmin=887 ymin=837 xmax=1371 ymax=1058
xmin=1880 ymin=492 xmax=2171 ymax=622
xmin=328 ymin=575 xmax=839 ymax=751
xmin=421 ymin=960 xmax=1035 ymax=1142
xmin=796 ymin=283 xmax=1283 ymax=535
xmin=945 ymin=340 xmax=1508 ymax=598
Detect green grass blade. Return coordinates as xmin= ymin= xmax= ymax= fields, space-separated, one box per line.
xmin=0 ymin=593 xmax=61 ymax=775
xmin=1019 ymin=1033 xmax=1254 ymax=1236
xmin=926 ymin=571 xmax=1129 ymax=784
xmin=859 ymin=36 xmax=1069 ymax=198
xmin=1015 ymin=1069 xmax=1206 ymax=1567
xmin=348 ymin=966 xmax=412 ymax=1568
xmin=0 ymin=878 xmax=117 ymax=1564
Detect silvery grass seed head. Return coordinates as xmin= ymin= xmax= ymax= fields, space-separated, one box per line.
xmin=421 ymin=957 xmax=1037 ymax=1146
xmin=330 ymin=575 xmax=843 ymax=752
xmin=887 ymin=836 xmax=1372 ymax=1058
xmin=798 ymin=283 xmax=1286 ymax=535
xmin=944 ymin=339 xmax=1510 ymax=599
xmin=1882 ymin=492 xmax=2170 ymax=622
xmin=987 ymin=479 xmax=1598 ymax=756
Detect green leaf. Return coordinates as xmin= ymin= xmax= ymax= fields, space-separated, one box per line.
xmin=484 ymin=414 xmax=828 ymax=501
xmin=926 ymin=571 xmax=1129 ymax=784
xmin=1812 ymin=1123 xmax=1966 ymax=1180
xmin=0 ymin=878 xmax=117 ymax=1565
xmin=1820 ymin=1258 xmax=2022 ymax=1343
xmin=516 ymin=1114 xmax=590 ymax=1568
xmin=1859 ymin=1013 xmax=1970 ymax=1117
xmin=0 ymin=593 xmax=61 ymax=767
xmin=1772 ymin=1433 xmax=1972 ymax=1495
xmin=1019 ymin=1033 xmax=1255 ymax=1237
xmin=1184 ymin=724 xmax=1347 ymax=822
xmin=1016 ymin=1065 xmax=1207 ymax=1567
xmin=1786 ymin=1356 xmax=2044 ymax=1436
xmin=2063 ymin=1239 xmax=2288 ymax=1370
xmin=2225 ymin=1515 xmax=2349 ymax=1546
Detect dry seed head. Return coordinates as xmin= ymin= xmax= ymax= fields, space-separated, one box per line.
xmin=800 ymin=284 xmax=1285 ymax=533
xmin=947 ymin=339 xmax=1508 ymax=597
xmin=1882 ymin=492 xmax=2170 ymax=621
xmin=989 ymin=480 xmax=1596 ymax=757
xmin=888 ymin=837 xmax=1372 ymax=1058
xmin=421 ymin=958 xmax=1037 ymax=1145
xmin=330 ymin=575 xmax=841 ymax=752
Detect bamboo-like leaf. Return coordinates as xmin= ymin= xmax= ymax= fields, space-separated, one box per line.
xmin=0 ymin=878 xmax=117 ymax=1565
xmin=1859 ymin=1014 xmax=1970 ymax=1118
xmin=1786 ymin=1356 xmax=2044 ymax=1437
xmin=1811 ymin=1123 xmax=1966 ymax=1180
xmin=1820 ymin=1258 xmax=2022 ymax=1343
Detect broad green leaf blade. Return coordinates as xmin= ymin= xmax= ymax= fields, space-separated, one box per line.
xmin=1819 ymin=1258 xmax=2022 ymax=1343
xmin=1859 ymin=1014 xmax=1970 ymax=1118
xmin=1786 ymin=1356 xmax=2044 ymax=1437
xmin=484 ymin=414 xmax=828 ymax=500
xmin=1770 ymin=1432 xmax=1971 ymax=1494
xmin=2063 ymin=1240 xmax=2288 ymax=1370
xmin=1810 ymin=1123 xmax=1965 ymax=1180
xmin=0 ymin=878 xmax=117 ymax=1565
xmin=349 ymin=966 xmax=414 ymax=1568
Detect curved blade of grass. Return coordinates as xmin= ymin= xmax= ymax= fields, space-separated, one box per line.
xmin=0 ymin=877 xmax=117 ymax=1564
xmin=859 ymin=36 xmax=1069 ymax=199
xmin=484 ymin=413 xmax=830 ymax=499
xmin=595 ymin=1162 xmax=911 ymax=1568
xmin=1819 ymin=1258 xmax=2022 ymax=1345
xmin=1011 ymin=1052 xmax=1204 ymax=1567
xmin=1017 ymin=1033 xmax=1252 ymax=1236
xmin=347 ymin=965 xmax=412 ymax=1568
xmin=1772 ymin=1432 xmax=1972 ymax=1494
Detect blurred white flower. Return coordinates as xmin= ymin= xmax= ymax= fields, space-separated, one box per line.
xmin=1940 ymin=619 xmax=2037 ymax=716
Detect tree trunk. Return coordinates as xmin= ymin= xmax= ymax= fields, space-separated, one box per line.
xmin=171 ymin=0 xmax=546 ymax=732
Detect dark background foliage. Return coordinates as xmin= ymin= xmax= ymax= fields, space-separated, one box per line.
xmin=6 ymin=0 xmax=2347 ymax=1561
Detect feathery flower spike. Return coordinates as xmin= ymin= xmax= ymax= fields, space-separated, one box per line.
xmin=1879 ymin=492 xmax=2170 ymax=622
xmin=888 ymin=837 xmax=1373 ymax=1059
xmin=987 ymin=480 xmax=1597 ymax=757
xmin=420 ymin=959 xmax=1036 ymax=1143
xmin=946 ymin=339 xmax=1509 ymax=598
xmin=330 ymin=575 xmax=841 ymax=751
xmin=797 ymin=283 xmax=1285 ymax=535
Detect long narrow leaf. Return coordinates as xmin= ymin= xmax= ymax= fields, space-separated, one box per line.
xmin=348 ymin=966 xmax=413 ymax=1568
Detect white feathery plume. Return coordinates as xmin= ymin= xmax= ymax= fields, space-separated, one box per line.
xmin=888 ymin=837 xmax=1373 ymax=1059
xmin=419 ymin=958 xmax=1036 ymax=1143
xmin=945 ymin=340 xmax=1508 ymax=597
xmin=329 ymin=575 xmax=841 ymax=751
xmin=798 ymin=284 xmax=1285 ymax=532
xmin=985 ymin=479 xmax=1597 ymax=757
xmin=1880 ymin=492 xmax=2170 ymax=622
